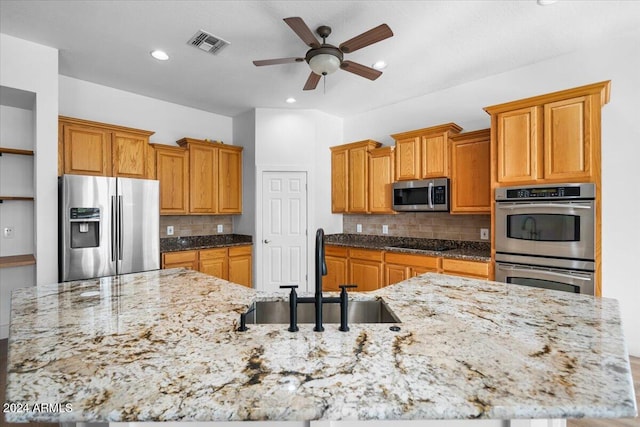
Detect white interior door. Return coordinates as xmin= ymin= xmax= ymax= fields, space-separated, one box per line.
xmin=262 ymin=171 xmax=308 ymax=292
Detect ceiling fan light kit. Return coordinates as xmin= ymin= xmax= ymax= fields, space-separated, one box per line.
xmin=253 ymin=17 xmax=393 ymax=91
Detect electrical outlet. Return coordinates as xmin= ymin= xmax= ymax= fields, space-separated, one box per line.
xmin=3 ymin=226 xmax=15 ymax=239
xmin=166 ymin=225 xmax=174 ymax=236
xmin=480 ymin=228 xmax=489 ymax=240
xmin=217 ymin=224 xmax=224 ymax=233
xmin=356 ymin=224 xmax=362 ymax=233
xmin=382 ymin=225 xmax=389 ymax=234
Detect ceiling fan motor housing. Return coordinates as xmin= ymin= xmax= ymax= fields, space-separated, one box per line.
xmin=305 ymin=45 xmax=344 ymax=75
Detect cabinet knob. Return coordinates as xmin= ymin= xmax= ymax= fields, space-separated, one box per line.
xmin=263 ymin=239 xmax=270 ymax=244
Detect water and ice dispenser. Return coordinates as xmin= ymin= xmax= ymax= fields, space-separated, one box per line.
xmin=69 ymin=207 xmax=100 ymax=248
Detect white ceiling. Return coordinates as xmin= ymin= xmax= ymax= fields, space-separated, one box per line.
xmin=1 ymin=1 xmax=639 ymax=118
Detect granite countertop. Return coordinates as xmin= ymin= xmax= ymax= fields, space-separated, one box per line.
xmin=325 ymin=234 xmax=491 ymax=262
xmin=5 ymin=269 xmax=636 ymax=423
xmin=160 ymin=233 xmax=252 ymax=252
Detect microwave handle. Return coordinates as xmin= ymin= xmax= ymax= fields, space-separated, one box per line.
xmin=496 ymin=203 xmax=592 ymax=210
xmin=497 ymin=264 xmax=592 ymax=282
xmin=428 ymin=181 xmax=433 ymax=209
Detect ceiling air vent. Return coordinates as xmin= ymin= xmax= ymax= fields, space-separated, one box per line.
xmin=187 ymin=30 xmax=230 ymax=55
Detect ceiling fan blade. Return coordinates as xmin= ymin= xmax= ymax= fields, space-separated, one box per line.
xmin=284 ymin=17 xmax=321 ymax=48
xmin=253 ymin=57 xmax=304 ymax=66
xmin=339 ymin=24 xmax=393 ymax=53
xmin=340 ymin=60 xmax=383 ymax=80
xmin=303 ymin=72 xmax=321 ymax=90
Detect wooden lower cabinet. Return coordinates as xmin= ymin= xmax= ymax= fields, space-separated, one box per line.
xmin=384 ymin=252 xmax=441 ymax=286
xmin=228 ymin=246 xmax=252 ymax=287
xmin=349 ymin=249 xmax=384 ymax=292
xmin=161 ymin=246 xmax=253 ymax=287
xmin=324 ymin=245 xmax=348 ymax=292
xmin=199 ymin=248 xmax=228 ymax=279
xmin=162 ymin=250 xmax=198 ymax=270
xmin=442 ymin=258 xmax=491 ymax=280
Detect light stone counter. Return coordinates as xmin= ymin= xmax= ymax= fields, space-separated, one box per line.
xmin=4 ymin=269 xmax=637 ymax=424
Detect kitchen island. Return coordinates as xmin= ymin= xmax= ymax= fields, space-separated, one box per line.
xmin=4 ymin=269 xmax=637 ymax=425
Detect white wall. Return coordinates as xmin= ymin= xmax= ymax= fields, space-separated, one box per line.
xmin=254 ymin=108 xmax=343 ymax=292
xmin=344 ymin=29 xmax=640 ymax=356
xmin=0 ymin=34 xmax=59 ymax=338
xmin=59 ymin=76 xmax=233 ymax=145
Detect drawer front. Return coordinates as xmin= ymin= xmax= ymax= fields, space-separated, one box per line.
xmin=384 ymin=252 xmax=441 ymax=270
xmin=349 ymin=248 xmax=384 ymax=262
xmin=229 ymin=245 xmax=252 ymax=257
xmin=199 ymin=248 xmax=227 ymax=260
xmin=442 ymin=258 xmax=489 ymax=277
xmin=163 ymin=250 xmax=198 ymax=264
xmin=326 ymin=245 xmax=348 ymax=257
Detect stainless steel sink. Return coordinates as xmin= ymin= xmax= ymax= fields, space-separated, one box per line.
xmin=243 ymin=300 xmax=400 ymax=324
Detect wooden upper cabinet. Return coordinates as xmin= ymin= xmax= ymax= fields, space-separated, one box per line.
xmin=330 ymin=140 xmax=381 ymax=214
xmin=392 ymin=123 xmax=462 ymax=181
xmin=450 ymin=129 xmax=491 ymax=214
xmin=348 ymin=145 xmax=369 ymax=213
xmin=485 ymin=81 xmax=610 ymax=186
xmin=112 ymin=132 xmax=150 ymax=178
xmin=62 ymin=123 xmax=111 ymax=176
xmin=393 ymin=136 xmax=421 ymax=180
xmin=59 ymin=116 xmax=154 ymax=178
xmin=494 ymin=106 xmax=540 ymax=183
xmin=544 ymin=96 xmax=592 ymax=180
xmin=218 ymin=145 xmax=243 ymax=214
xmin=368 ymin=146 xmax=395 ymax=214
xmin=331 ymin=147 xmax=348 ymax=213
xmin=176 ymin=138 xmax=243 ymax=215
xmin=153 ymin=144 xmax=189 ymax=215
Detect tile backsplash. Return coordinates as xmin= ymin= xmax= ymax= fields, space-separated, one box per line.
xmin=160 ymin=215 xmax=234 ymax=238
xmin=343 ymin=213 xmax=491 ymax=242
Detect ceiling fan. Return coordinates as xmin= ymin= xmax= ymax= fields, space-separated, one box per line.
xmin=253 ymin=17 xmax=393 ymax=91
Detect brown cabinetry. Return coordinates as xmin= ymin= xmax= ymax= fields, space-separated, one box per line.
xmin=349 ymin=249 xmax=384 ymax=292
xmin=161 ymin=245 xmax=253 ymax=287
xmin=450 ymin=129 xmax=491 ymax=214
xmin=177 ymin=138 xmax=243 ymax=214
xmin=368 ymin=146 xmax=395 ymax=214
xmin=325 ymin=245 xmax=348 ymax=292
xmin=442 ymin=258 xmax=490 ymax=280
xmin=484 ymin=81 xmax=610 ymax=186
xmin=59 ymin=116 xmax=154 ymax=178
xmin=153 ymin=144 xmax=189 ymax=215
xmin=162 ymin=250 xmax=198 ymax=270
xmin=391 ymin=123 xmax=462 ymax=181
xmin=330 ymin=140 xmax=382 ymax=213
xmin=384 ymin=252 xmax=441 ymax=286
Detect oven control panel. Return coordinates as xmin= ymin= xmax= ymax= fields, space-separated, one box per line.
xmin=495 ymin=183 xmax=595 ymax=201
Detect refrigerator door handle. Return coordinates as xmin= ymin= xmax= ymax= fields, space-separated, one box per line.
xmin=118 ymin=195 xmax=124 ymax=261
xmin=111 ymin=195 xmax=117 ymax=262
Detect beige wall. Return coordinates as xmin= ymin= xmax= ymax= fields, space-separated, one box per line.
xmin=343 ymin=213 xmax=490 ymax=242
xmin=159 ymin=215 xmax=234 ymax=238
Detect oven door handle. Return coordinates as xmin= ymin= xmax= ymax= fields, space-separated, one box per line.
xmin=496 ymin=203 xmax=592 ymax=210
xmin=497 ymin=264 xmax=592 ymax=281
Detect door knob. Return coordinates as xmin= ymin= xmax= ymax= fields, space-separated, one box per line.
xmin=263 ymin=239 xmax=270 ymax=244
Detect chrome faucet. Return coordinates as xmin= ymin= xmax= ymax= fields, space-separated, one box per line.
xmin=280 ymin=228 xmax=355 ymax=332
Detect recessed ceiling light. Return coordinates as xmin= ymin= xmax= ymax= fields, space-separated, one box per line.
xmin=285 ymin=97 xmax=296 ymax=104
xmin=537 ymin=0 xmax=557 ymax=5
xmin=372 ymin=60 xmax=387 ymax=70
xmin=150 ymin=50 xmax=169 ymax=61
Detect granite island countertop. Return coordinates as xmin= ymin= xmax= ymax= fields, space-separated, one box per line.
xmin=5 ymin=269 xmax=636 ymax=423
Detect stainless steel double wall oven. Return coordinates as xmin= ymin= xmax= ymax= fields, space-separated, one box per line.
xmin=494 ymin=183 xmax=596 ymax=295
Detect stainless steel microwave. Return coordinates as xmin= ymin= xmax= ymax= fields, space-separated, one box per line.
xmin=392 ymin=178 xmax=449 ymax=212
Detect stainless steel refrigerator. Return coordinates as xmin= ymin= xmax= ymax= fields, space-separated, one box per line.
xmin=59 ymin=174 xmax=160 ymax=282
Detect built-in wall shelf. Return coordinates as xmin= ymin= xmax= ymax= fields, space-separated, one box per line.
xmin=0 ymin=196 xmax=34 ymax=203
xmin=0 ymin=147 xmax=34 ymax=156
xmin=0 ymin=254 xmax=36 ymax=268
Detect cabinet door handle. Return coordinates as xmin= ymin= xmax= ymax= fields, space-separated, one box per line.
xmin=263 ymin=239 xmax=270 ymax=244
